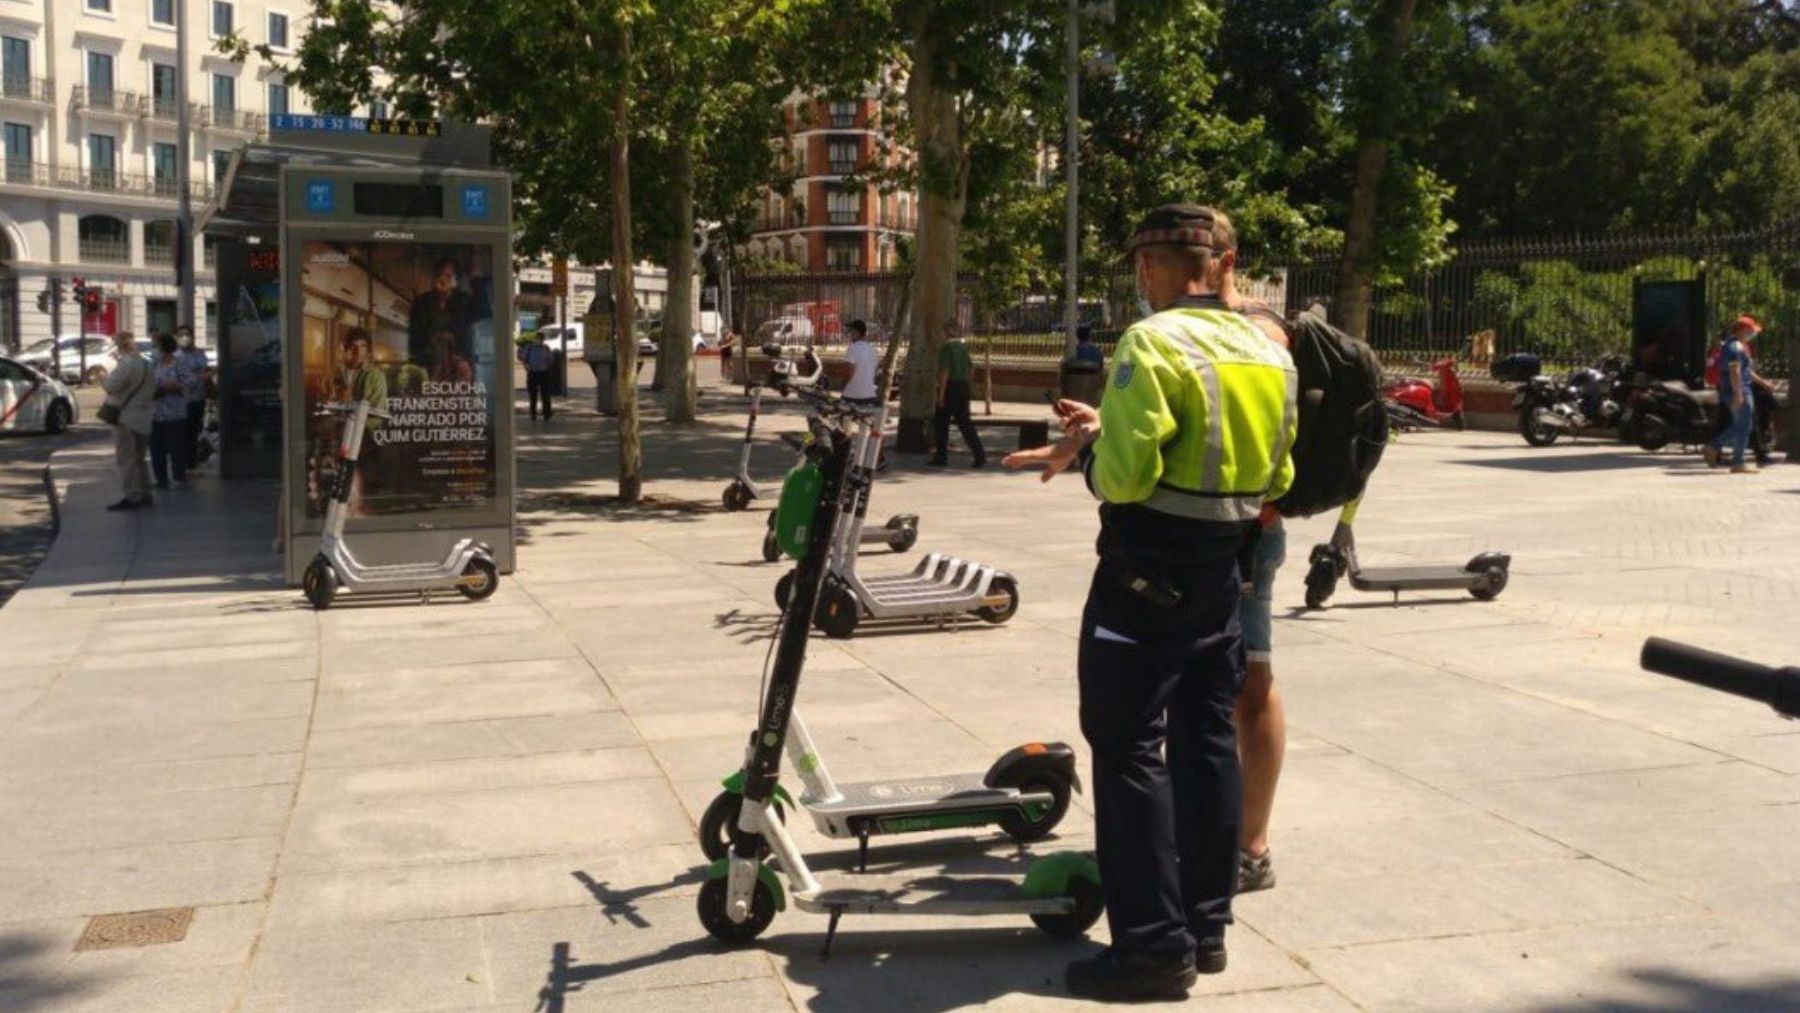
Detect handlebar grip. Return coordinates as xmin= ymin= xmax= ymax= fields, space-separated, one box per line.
xmin=1640 ymin=638 xmax=1795 ymax=716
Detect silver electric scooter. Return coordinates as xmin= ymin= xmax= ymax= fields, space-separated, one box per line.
xmin=723 ymin=344 xmax=824 ymax=511
xmin=699 ymin=423 xmax=1102 ymax=954
xmin=773 ymin=389 xmax=1016 ymax=638
xmin=301 ymin=400 xmax=500 ymax=610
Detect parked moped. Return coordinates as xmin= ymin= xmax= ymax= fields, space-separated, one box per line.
xmin=1382 ymin=356 xmax=1465 ymax=430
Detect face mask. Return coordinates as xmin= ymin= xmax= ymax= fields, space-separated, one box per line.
xmin=1134 ymin=267 xmax=1153 ymax=318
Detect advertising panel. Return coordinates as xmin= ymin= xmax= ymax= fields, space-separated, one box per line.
xmin=219 ymin=244 xmax=284 ymax=478
xmin=298 ymin=240 xmax=499 ymax=519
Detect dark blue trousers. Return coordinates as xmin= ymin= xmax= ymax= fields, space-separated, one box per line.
xmin=1078 ymin=552 xmax=1244 ymax=955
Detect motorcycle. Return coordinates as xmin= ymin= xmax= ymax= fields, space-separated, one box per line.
xmin=1382 ymin=356 xmax=1465 ymax=431
xmin=1514 ymin=359 xmax=1626 ymax=447
xmin=1619 ymin=377 xmax=1717 ymax=451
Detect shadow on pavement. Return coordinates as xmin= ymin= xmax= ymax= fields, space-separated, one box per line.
xmin=1453 ymin=451 xmax=1683 ymax=473
xmin=1533 ymin=968 xmax=1800 ymax=1012
xmin=0 ymin=928 xmax=95 ymax=1011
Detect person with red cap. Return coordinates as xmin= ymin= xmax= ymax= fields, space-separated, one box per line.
xmin=1704 ymin=315 xmax=1767 ymax=473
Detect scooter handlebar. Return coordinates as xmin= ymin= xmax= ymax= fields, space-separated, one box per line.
xmin=1639 ymin=637 xmax=1799 ymax=719
xmin=313 ymin=400 xmax=392 ymax=420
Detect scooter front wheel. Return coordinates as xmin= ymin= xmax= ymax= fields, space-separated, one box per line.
xmin=761 ymin=529 xmax=782 ymax=563
xmin=887 ymin=518 xmax=918 ymax=554
xmin=723 ymin=481 xmax=753 ymax=512
xmin=457 ymin=557 xmax=500 ymax=601
xmin=302 ymin=557 xmax=338 ymax=610
xmin=1030 ymin=872 xmax=1105 ymax=940
xmin=815 ymin=580 xmax=862 ymax=639
xmin=697 ymin=873 xmax=779 ymax=944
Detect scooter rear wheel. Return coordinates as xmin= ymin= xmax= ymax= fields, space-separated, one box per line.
xmin=976 ymin=576 xmax=1020 ymax=624
xmin=457 ymin=557 xmax=500 ymax=601
xmin=1470 ymin=565 xmax=1508 ymax=601
xmin=697 ymin=874 xmax=779 ymax=944
xmin=997 ymin=771 xmax=1072 ymax=843
xmin=302 ymin=558 xmax=338 ymax=610
xmin=1030 ymin=873 xmax=1105 ymax=940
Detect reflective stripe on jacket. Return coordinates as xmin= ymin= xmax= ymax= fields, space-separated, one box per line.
xmin=1086 ymin=303 xmax=1297 ymax=525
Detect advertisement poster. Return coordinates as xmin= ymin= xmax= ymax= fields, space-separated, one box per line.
xmin=300 ymin=240 xmax=498 ymax=518
xmin=221 ymin=249 xmax=283 ymax=478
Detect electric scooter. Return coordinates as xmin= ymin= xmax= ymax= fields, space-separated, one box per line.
xmin=758 ymin=391 xmax=918 ymax=562
xmin=1382 ymin=356 xmax=1466 ymax=430
xmin=1640 ymin=638 xmax=1800 ymax=720
xmin=1302 ymin=495 xmax=1510 ymax=608
xmin=723 ymin=344 xmax=824 ymax=512
xmin=771 ymin=389 xmax=1018 ymax=638
xmin=301 ymin=400 xmax=499 ymax=610
xmin=698 ymin=420 xmax=1103 ymax=952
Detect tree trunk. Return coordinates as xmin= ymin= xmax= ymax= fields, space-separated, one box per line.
xmin=1333 ymin=0 xmax=1418 ymax=340
xmin=611 ymin=25 xmax=641 ymax=503
xmin=662 ymin=134 xmax=698 ymax=423
xmin=897 ymin=19 xmax=966 ymax=452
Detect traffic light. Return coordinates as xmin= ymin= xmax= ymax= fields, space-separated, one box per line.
xmin=83 ymin=287 xmax=102 ymax=314
xmin=70 ymin=276 xmax=85 ymax=306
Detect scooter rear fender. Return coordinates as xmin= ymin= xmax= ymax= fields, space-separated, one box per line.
xmin=1464 ymin=552 xmax=1511 ymax=574
xmin=984 ymin=742 xmax=1080 ymax=794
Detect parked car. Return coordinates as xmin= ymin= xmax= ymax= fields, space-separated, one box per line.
xmin=0 ymin=356 xmax=78 ymax=434
xmin=17 ymin=335 xmax=113 ymax=384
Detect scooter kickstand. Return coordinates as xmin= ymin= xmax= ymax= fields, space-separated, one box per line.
xmin=821 ymin=906 xmax=844 ymax=960
xmin=856 ymin=827 xmax=871 ymax=873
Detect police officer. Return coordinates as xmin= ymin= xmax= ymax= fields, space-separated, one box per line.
xmin=1005 ymin=204 xmax=1296 ymax=1001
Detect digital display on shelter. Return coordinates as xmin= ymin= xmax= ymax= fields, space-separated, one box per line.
xmin=353 ymin=182 xmax=444 ymax=218
xmin=299 ymin=240 xmax=498 ymax=519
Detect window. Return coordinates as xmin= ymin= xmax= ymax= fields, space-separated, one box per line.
xmin=152 ymin=63 xmax=177 ymax=118
xmin=3 ymin=123 xmax=30 ymax=182
xmin=267 ymin=82 xmax=288 ymax=116
xmin=212 ymin=150 xmax=232 ymax=185
xmin=827 ymin=140 xmax=858 ymax=175
xmin=87 ymin=134 xmax=116 ymax=188
xmin=151 ymin=0 xmax=174 ymax=25
xmin=87 ymin=0 xmax=113 ymax=12
xmin=370 ymin=99 xmax=388 ymax=120
xmin=144 ymin=221 xmax=176 ymax=263
xmin=267 ymin=12 xmax=289 ymax=48
xmin=826 ymin=188 xmax=861 ymax=226
xmin=78 ymin=215 xmax=127 ymax=263
xmin=211 ymin=1 xmax=233 ymax=37
xmin=2 ymin=37 xmax=28 ymax=96
xmin=825 ymin=239 xmax=862 ymax=271
xmin=87 ymin=52 xmax=114 ymax=105
xmin=212 ymin=73 xmax=234 ymax=116
xmin=153 ymin=142 xmax=177 ymax=191
xmin=828 ymin=100 xmax=857 ymax=129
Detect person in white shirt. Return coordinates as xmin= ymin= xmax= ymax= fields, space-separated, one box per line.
xmin=839 ymin=319 xmax=887 ymax=470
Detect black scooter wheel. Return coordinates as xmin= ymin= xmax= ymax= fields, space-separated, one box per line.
xmin=815 ymin=580 xmax=862 ymax=639
xmin=976 ymin=575 xmax=1020 ymax=624
xmin=773 ymin=570 xmax=795 ymax=610
xmin=457 ymin=557 xmax=499 ymax=601
xmin=998 ymin=771 xmax=1072 ymax=843
xmin=1470 ymin=565 xmax=1508 ymax=601
xmin=697 ymin=873 xmax=778 ymax=944
xmin=761 ymin=529 xmax=782 ymax=563
xmin=723 ymin=481 xmax=752 ymax=512
xmin=1303 ymin=556 xmax=1337 ymax=609
xmin=698 ymin=790 xmax=785 ymax=862
xmin=1030 ymin=873 xmax=1105 ymax=940
xmin=302 ymin=557 xmax=338 ymax=610
xmin=887 ymin=520 xmax=918 ymax=554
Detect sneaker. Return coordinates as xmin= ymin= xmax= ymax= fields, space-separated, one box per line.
xmin=105 ymin=498 xmax=140 ymax=512
xmin=1065 ymin=947 xmax=1197 ymax=1001
xmin=1702 ymin=446 xmax=1720 ymax=467
xmin=1196 ymin=937 xmax=1229 ymax=975
xmin=1731 ymin=463 xmax=1760 ymax=474
xmin=1238 ymin=848 xmax=1276 ymax=893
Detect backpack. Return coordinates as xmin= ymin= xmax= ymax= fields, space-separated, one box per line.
xmin=1704 ymin=343 xmax=1721 ymax=388
xmin=1271 ymin=307 xmax=1390 ymax=519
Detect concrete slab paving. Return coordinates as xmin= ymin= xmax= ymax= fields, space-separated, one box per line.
xmin=2 ymin=376 xmax=1797 ymax=1011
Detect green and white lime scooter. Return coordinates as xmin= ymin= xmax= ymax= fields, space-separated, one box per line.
xmin=697 ymin=412 xmax=1101 ymax=953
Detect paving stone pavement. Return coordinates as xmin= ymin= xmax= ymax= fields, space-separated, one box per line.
xmin=1 ymin=371 xmax=1797 ymax=1012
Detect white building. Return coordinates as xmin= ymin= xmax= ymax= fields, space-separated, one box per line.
xmin=0 ymin=0 xmax=330 ymax=355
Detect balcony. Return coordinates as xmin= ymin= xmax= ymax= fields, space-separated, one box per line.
xmin=0 ymin=161 xmax=212 ymax=201
xmin=74 ymin=85 xmax=147 ymax=117
xmin=144 ymin=242 xmax=175 ymax=266
xmin=79 ymin=238 xmax=130 ymax=263
xmin=754 ymin=211 xmax=805 ymax=232
xmin=147 ymin=96 xmax=186 ymax=122
xmin=827 ymin=158 xmax=858 ymax=175
xmin=0 ymin=75 xmax=53 ymax=105
xmin=827 ymin=208 xmax=861 ymax=226
xmin=199 ymin=105 xmax=265 ymax=134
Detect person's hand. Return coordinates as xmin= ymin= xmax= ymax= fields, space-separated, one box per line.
xmin=1049 ymin=399 xmax=1100 ymax=446
xmin=1003 ymin=435 xmax=1082 ymax=483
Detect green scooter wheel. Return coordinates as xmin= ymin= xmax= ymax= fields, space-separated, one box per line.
xmin=1029 ymin=870 xmax=1105 ymax=939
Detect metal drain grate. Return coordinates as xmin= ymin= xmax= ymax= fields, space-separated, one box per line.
xmin=74 ymin=907 xmax=194 ymax=951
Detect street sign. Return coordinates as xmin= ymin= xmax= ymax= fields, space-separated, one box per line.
xmin=270 ymin=114 xmax=442 ymax=137
xmin=551 ymin=257 xmax=569 ymax=297
xmin=460 ymin=183 xmax=490 ymax=219
xmin=305 ymin=180 xmax=335 ymax=214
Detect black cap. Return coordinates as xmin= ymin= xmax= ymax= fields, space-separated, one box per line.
xmin=1126 ymin=203 xmax=1218 ymax=255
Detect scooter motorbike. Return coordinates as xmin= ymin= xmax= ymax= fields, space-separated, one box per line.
xmin=1619 ymin=377 xmax=1717 ymax=452
xmin=1382 ymin=356 xmax=1465 ymax=430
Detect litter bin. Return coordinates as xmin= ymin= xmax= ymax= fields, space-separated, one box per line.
xmin=548 ymin=349 xmax=568 ymax=397
xmin=1060 ymin=358 xmax=1105 ymax=406
xmin=584 ymin=330 xmax=617 ymax=415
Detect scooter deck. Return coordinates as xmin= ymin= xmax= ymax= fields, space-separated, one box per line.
xmin=1350 ymin=565 xmax=1483 ymax=591
xmin=797 ymin=885 xmax=1070 ymax=916
xmin=808 ymin=773 xmax=1040 ymax=817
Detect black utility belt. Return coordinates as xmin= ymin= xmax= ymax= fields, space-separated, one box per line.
xmin=1098 ymin=556 xmax=1185 ymax=610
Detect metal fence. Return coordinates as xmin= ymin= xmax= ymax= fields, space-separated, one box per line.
xmin=737 ymin=221 xmax=1800 ymax=377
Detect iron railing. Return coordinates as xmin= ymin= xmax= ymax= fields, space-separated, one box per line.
xmin=0 ymin=75 xmax=53 ymax=103
xmin=79 ymin=238 xmax=129 ymax=263
xmin=199 ymin=105 xmax=264 ymax=133
xmin=0 ymin=161 xmax=212 ymax=200
xmin=73 ymin=84 xmax=147 ymax=116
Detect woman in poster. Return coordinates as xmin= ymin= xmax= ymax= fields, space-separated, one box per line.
xmin=408 ymin=257 xmax=473 ymax=365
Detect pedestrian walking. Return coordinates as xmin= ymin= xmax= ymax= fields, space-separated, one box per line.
xmin=175 ymin=325 xmax=209 ymax=473
xmin=519 ymin=329 xmax=556 ymax=420
xmin=929 ymin=321 xmax=985 ymax=468
xmin=1004 ymin=204 xmax=1297 ymax=1001
xmin=718 ymin=329 xmax=736 ymax=384
xmin=100 ymin=330 xmax=154 ymax=511
xmin=841 ymin=319 xmax=888 ymax=470
xmin=1704 ymin=315 xmax=1763 ymax=474
xmin=148 ymin=332 xmax=194 ymax=489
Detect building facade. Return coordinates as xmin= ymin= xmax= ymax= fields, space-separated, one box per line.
xmin=743 ymin=94 xmax=917 ymax=274
xmin=0 ymin=0 xmax=328 ymax=354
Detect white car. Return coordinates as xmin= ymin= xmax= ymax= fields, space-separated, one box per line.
xmin=0 ymin=356 xmax=78 ymax=434
xmin=17 ymin=335 xmax=115 ymax=384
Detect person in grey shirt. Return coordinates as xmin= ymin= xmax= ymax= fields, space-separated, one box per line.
xmin=101 ymin=331 xmax=154 ymax=510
